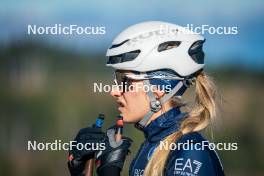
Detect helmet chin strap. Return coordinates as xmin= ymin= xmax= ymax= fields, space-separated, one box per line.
xmin=135 ymin=79 xmax=185 ymax=130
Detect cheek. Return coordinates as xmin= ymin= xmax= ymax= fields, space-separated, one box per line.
xmin=123 ymin=91 xmax=150 ymax=122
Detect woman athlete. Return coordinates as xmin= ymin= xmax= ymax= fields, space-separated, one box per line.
xmin=67 ymin=21 xmax=225 ymax=176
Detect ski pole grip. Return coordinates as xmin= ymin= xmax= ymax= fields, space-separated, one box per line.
xmin=115 ymin=115 xmax=123 ymax=142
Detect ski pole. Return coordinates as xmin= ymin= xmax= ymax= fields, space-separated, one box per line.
xmin=85 ymin=114 xmax=105 ymax=176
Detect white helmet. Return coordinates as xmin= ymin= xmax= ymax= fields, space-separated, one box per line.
xmin=106 ymin=21 xmax=205 ymax=77
xmin=106 ymin=21 xmax=206 ymax=129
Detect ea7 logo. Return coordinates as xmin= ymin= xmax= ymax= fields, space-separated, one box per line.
xmin=174 ymin=158 xmax=202 ymax=175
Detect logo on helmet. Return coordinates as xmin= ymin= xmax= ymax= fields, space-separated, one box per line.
xmin=126 ymin=29 xmax=176 ymax=46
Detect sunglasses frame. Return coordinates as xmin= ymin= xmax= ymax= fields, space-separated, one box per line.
xmin=113 ymin=71 xmax=134 ymax=92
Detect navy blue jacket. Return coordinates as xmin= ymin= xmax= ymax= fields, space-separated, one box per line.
xmin=129 ymin=108 xmax=225 ymax=176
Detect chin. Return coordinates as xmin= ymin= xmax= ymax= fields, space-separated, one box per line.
xmin=124 ymin=115 xmax=144 ymax=123
xmin=123 ymin=118 xmax=133 ymax=123
xmin=118 ymin=108 xmax=145 ymax=123
xmin=119 ymin=113 xmax=135 ymax=123
xmin=121 ymin=114 xmax=132 ymax=122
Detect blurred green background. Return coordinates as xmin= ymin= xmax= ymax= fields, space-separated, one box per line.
xmin=0 ymin=0 xmax=264 ymax=176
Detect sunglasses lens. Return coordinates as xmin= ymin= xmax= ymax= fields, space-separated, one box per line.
xmin=114 ymin=71 xmax=133 ymax=92
xmin=114 ymin=71 xmax=124 ymax=85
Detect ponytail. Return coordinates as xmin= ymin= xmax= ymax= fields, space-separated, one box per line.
xmin=144 ymin=72 xmax=218 ymax=176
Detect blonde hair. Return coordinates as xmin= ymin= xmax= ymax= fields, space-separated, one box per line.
xmin=144 ymin=71 xmax=217 ymax=176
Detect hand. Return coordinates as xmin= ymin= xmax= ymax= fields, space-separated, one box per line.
xmin=95 ymin=127 xmax=133 ymax=175
xmin=68 ymin=126 xmax=105 ymax=176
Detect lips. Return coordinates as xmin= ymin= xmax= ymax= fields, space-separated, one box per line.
xmin=117 ymin=101 xmax=125 ymax=107
xmin=117 ymin=101 xmax=125 ymax=112
xmin=117 ymin=102 xmax=125 ymax=107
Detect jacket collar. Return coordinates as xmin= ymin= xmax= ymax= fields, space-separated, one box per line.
xmin=142 ymin=107 xmax=187 ymax=142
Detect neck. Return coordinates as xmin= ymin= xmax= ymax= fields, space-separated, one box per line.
xmin=146 ymin=100 xmax=176 ymax=125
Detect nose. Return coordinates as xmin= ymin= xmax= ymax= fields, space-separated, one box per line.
xmin=110 ymin=85 xmax=123 ymax=98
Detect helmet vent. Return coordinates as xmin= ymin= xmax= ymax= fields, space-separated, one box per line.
xmin=107 ymin=50 xmax=141 ymax=64
xmin=109 ymin=39 xmax=129 ymax=49
xmin=188 ymin=40 xmax=205 ymax=64
xmin=157 ymin=41 xmax=181 ymax=52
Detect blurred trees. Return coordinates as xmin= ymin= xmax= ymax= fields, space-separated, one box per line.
xmin=0 ymin=41 xmax=263 ymax=176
